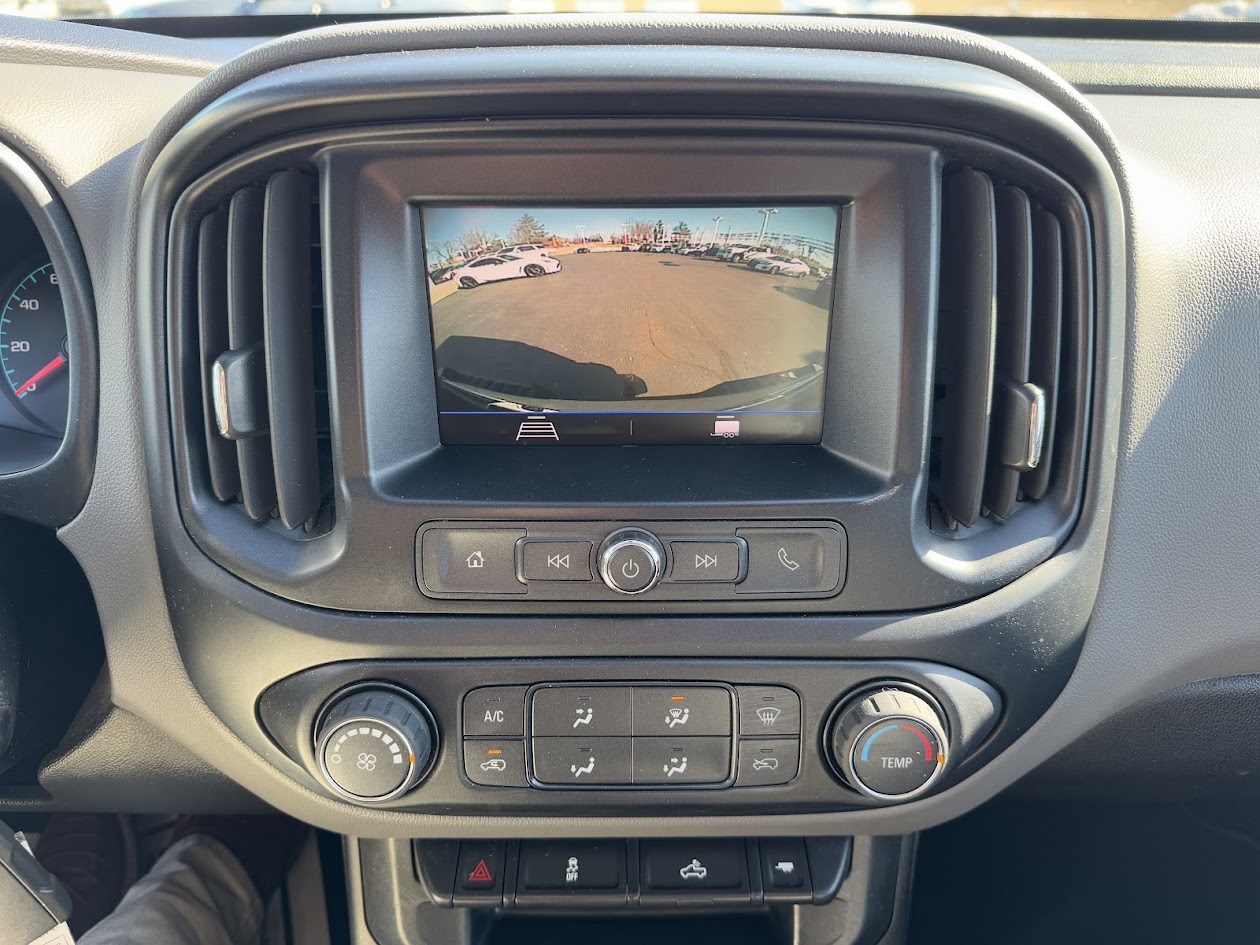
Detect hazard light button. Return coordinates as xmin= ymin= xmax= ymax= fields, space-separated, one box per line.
xmin=454 ymin=841 xmax=505 ymax=905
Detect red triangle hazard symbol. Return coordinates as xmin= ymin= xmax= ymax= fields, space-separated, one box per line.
xmin=468 ymin=859 xmax=493 ymax=883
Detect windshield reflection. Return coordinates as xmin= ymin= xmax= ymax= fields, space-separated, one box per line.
xmin=0 ymin=0 xmax=1248 ymax=25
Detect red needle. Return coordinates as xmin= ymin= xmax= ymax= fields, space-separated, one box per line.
xmin=14 ymin=354 xmax=66 ymax=397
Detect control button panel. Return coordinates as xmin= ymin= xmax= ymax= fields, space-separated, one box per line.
xmin=460 ymin=682 xmax=800 ymax=791
xmin=415 ymin=837 xmax=852 ymax=910
xmin=417 ymin=521 xmax=845 ymax=601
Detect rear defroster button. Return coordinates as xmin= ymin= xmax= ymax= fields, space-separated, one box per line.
xmin=598 ymin=528 xmax=665 ymax=595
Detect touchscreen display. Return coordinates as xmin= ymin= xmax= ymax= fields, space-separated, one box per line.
xmin=421 ymin=205 xmax=838 ymax=445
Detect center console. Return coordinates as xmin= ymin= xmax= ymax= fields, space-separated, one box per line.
xmin=130 ymin=19 xmax=1124 ymax=944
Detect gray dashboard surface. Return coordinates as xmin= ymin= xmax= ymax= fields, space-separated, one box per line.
xmin=0 ymin=14 xmax=1257 ymax=830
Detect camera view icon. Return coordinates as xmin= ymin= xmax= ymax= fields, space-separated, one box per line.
xmin=516 ymin=416 xmax=559 ymax=441
xmin=711 ymin=416 xmax=740 ymax=438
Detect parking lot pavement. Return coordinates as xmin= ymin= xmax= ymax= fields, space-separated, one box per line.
xmin=430 ymin=253 xmax=830 ymax=397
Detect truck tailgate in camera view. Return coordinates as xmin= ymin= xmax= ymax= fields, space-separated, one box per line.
xmin=422 ymin=205 xmax=839 ymax=445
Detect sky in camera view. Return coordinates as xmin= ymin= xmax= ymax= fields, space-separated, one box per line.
xmin=422 ymin=205 xmax=839 ymax=251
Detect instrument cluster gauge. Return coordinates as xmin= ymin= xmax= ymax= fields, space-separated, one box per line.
xmin=0 ymin=258 xmax=70 ymax=436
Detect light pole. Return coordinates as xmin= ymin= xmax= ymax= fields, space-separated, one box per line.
xmin=757 ymin=208 xmax=779 ymax=246
xmin=577 ymin=225 xmax=586 ymax=245
xmin=712 ymin=216 xmax=724 ymax=245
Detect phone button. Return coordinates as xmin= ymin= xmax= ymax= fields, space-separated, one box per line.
xmin=735 ymin=526 xmax=845 ymax=595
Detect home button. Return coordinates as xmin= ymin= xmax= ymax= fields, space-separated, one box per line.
xmin=418 ymin=526 xmax=526 ymax=595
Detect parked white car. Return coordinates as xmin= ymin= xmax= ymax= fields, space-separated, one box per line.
xmin=500 ymin=243 xmax=549 ymax=256
xmin=453 ymin=252 xmax=561 ymax=288
xmin=714 ymin=243 xmax=771 ymax=262
xmin=751 ymin=255 xmax=812 ymax=277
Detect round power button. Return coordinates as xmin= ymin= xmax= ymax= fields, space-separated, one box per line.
xmin=598 ymin=528 xmax=665 ymax=595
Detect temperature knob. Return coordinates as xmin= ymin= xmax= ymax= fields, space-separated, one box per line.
xmin=598 ymin=528 xmax=665 ymax=595
xmin=828 ymin=686 xmax=948 ymax=801
xmin=315 ymin=686 xmax=436 ymax=803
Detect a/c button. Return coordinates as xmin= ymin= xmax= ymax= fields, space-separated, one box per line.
xmin=463 ymin=686 xmax=526 ymax=737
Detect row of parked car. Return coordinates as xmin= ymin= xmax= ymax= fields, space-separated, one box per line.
xmin=429 ymin=240 xmax=828 ymax=288
xmin=620 ymin=241 xmax=821 ymax=277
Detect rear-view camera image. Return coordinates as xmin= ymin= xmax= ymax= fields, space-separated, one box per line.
xmin=421 ymin=205 xmax=838 ymax=445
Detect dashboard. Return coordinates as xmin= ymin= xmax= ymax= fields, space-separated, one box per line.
xmin=2 ymin=8 xmax=1260 ymax=941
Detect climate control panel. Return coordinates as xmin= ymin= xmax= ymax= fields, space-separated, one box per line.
xmin=257 ymin=659 xmax=1001 ymax=815
xmin=462 ymin=683 xmax=802 ymax=790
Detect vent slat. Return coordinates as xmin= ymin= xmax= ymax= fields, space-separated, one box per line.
xmin=931 ymin=163 xmax=1080 ymax=532
xmin=226 ymin=185 xmax=277 ymax=522
xmin=1021 ymin=209 xmax=1064 ymax=501
xmin=263 ymin=171 xmax=322 ymax=530
xmin=984 ymin=185 xmax=1035 ymax=519
xmin=196 ymin=210 xmax=240 ymax=503
xmin=935 ymin=169 xmax=998 ymax=528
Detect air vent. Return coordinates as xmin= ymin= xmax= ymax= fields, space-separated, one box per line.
xmin=931 ymin=166 xmax=1081 ymax=530
xmin=191 ymin=169 xmax=332 ymax=534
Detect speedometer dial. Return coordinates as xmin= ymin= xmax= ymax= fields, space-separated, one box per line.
xmin=1 ymin=260 xmax=69 ymax=434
